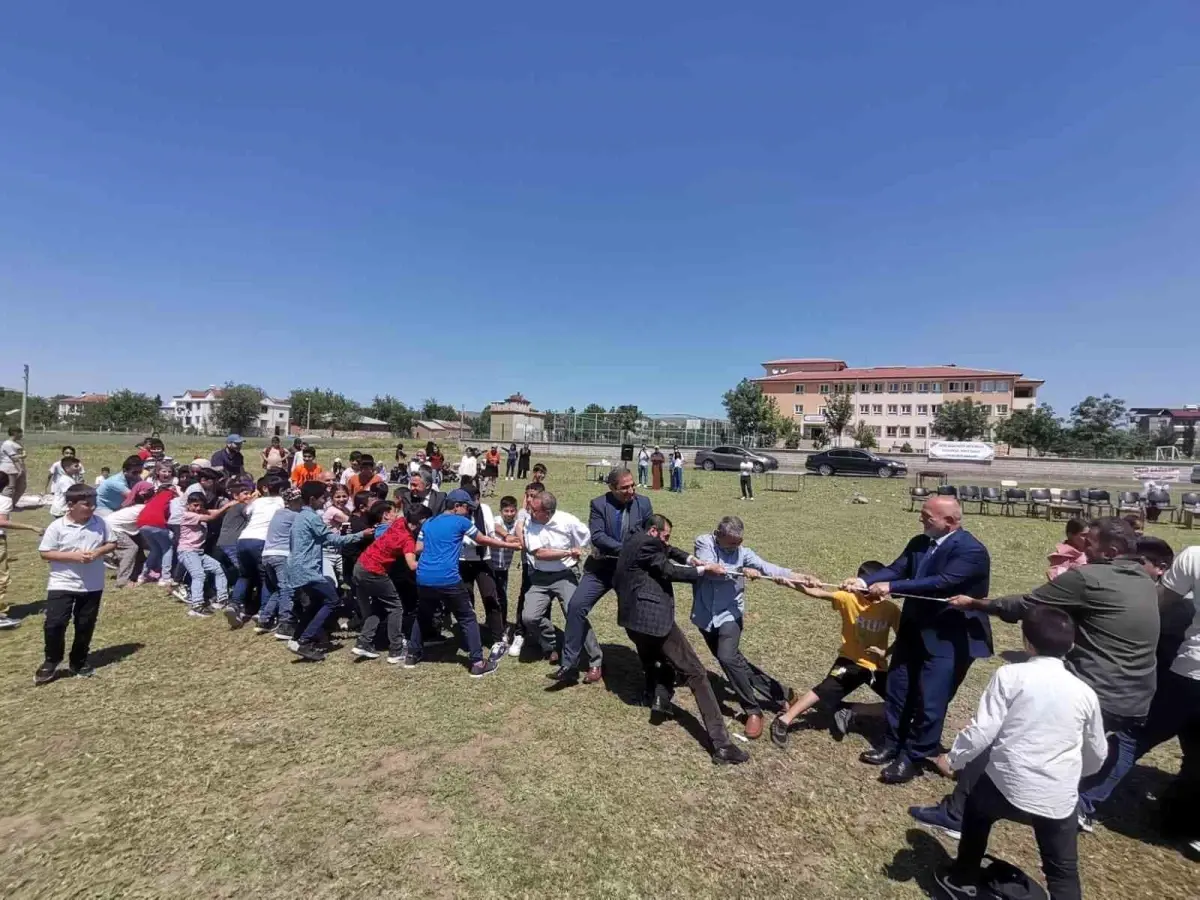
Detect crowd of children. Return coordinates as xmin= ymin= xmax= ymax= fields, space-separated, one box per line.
xmin=3 ymin=430 xmax=1198 ymax=896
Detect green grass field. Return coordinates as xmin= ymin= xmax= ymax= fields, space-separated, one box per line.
xmin=0 ymin=440 xmax=1193 ymax=898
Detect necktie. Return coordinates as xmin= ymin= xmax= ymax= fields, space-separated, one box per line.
xmin=619 ymin=506 xmax=630 ymax=541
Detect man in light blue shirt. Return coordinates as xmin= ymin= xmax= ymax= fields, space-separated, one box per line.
xmin=692 ymin=515 xmax=796 ymax=739
xmin=95 ymin=456 xmax=146 ymax=516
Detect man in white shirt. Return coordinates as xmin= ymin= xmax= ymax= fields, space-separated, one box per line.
xmin=518 ymin=491 xmax=602 ymax=682
xmin=935 ymin=605 xmax=1106 ymax=900
xmin=1137 ymin=545 xmax=1200 ymax=854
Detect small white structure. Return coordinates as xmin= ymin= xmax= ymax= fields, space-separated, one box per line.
xmin=56 ymin=393 xmax=109 ymax=420
xmin=489 ymin=393 xmax=546 ymax=442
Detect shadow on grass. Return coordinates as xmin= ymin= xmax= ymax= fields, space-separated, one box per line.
xmin=9 ymin=599 xmax=47 ymax=618
xmin=883 ymin=828 xmax=950 ymax=895
xmin=1092 ymin=764 xmax=1181 ymax=849
xmin=90 ymin=642 xmax=145 ymax=670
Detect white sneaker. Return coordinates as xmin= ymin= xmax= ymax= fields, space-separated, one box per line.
xmin=351 ymin=646 xmax=380 ymax=660
xmin=385 ymin=654 xmax=405 ymax=665
xmin=508 ymin=635 xmax=525 ymax=657
xmin=0 ymin=616 xmax=21 ymax=630
xmin=172 ymin=586 xmax=189 ymax=603
xmin=489 ymin=641 xmax=509 ymax=662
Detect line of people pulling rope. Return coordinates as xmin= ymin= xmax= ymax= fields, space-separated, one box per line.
xmin=6 ymin=438 xmax=1200 ymax=900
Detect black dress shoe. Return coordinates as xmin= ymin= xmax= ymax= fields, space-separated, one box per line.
xmin=880 ymin=757 xmax=923 ymax=785
xmin=711 ymin=743 xmax=750 ymax=765
xmin=860 ymin=746 xmax=898 ymax=766
xmin=544 ymin=667 xmax=579 ymax=685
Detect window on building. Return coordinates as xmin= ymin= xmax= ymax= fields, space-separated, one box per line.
xmin=997 ymin=381 xmax=1009 ymax=392
xmin=886 ymin=426 xmax=898 ymax=438
xmin=901 ymin=405 xmax=912 ymax=415
xmin=915 ymin=426 xmax=927 ymax=438
xmin=997 ymin=404 xmax=1008 ymax=415
xmin=818 ymin=406 xmax=827 ymax=415
xmin=872 ymin=382 xmax=883 ymax=393
xmin=859 ymin=405 xmax=870 ymax=415
xmin=887 ymin=404 xmax=898 ymax=415
xmin=917 ymin=404 xmax=928 ymax=415
xmin=963 ymin=381 xmax=975 ymax=392
xmin=980 ymin=404 xmax=992 ymax=416
xmin=948 ymin=382 xmax=961 ymax=393
xmin=899 ymin=426 xmax=911 ymax=438
xmin=859 ymin=382 xmax=871 ymax=393
xmin=872 ymin=404 xmax=883 ymax=415
xmin=901 ymin=382 xmax=913 ymax=393
xmin=819 ymin=383 xmax=830 ymax=395
xmin=833 ymin=383 xmax=844 ymax=393
xmin=887 ymin=382 xmax=900 ymax=393
xmin=872 ymin=425 xmax=882 ymax=436
xmin=917 ymin=382 xmax=929 ymax=393
xmin=981 ymin=380 xmax=994 ymax=393
xmin=793 ymin=384 xmax=805 ymax=394
xmin=931 ymin=404 xmax=941 ymax=415
xmin=794 ymin=404 xmax=804 ymax=414
xmin=930 ymin=382 xmax=942 ymax=393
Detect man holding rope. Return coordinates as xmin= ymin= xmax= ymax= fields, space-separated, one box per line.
xmin=691 ymin=515 xmax=798 ymax=739
xmin=849 ymin=495 xmax=992 ymax=785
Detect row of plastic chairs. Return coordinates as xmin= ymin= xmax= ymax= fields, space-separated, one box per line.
xmin=908 ymin=486 xmax=1200 ymax=525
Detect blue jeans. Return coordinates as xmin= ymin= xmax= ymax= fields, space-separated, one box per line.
xmin=670 ymin=468 xmax=683 ymax=491
xmin=637 ymin=464 xmax=648 ymax=485
xmin=259 ymin=553 xmax=295 ymax=625
xmin=179 ymin=550 xmax=228 ymax=606
xmin=232 ymin=539 xmax=265 ymax=610
xmin=296 ymin=576 xmax=341 ymax=644
xmin=1077 ymin=712 xmax=1143 ymax=818
xmin=141 ymin=526 xmax=172 ymax=577
xmin=559 ymin=569 xmax=608 ymax=670
xmin=409 ymin=582 xmax=484 ymax=664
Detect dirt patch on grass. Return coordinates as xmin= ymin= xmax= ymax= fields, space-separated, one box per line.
xmin=378 ymin=796 xmax=450 ymax=839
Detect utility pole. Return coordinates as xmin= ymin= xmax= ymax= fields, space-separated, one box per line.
xmin=20 ymin=364 xmax=29 ymax=432
xmin=306 ymin=396 xmax=311 ymax=432
xmin=459 ymin=405 xmax=465 ymax=443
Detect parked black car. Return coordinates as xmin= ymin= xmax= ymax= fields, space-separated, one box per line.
xmin=1192 ymin=465 xmax=1200 ymax=484
xmin=694 ymin=445 xmax=779 ymax=473
xmin=806 ymin=448 xmax=908 ymax=478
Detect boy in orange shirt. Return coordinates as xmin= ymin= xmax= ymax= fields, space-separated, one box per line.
xmin=291 ymin=446 xmax=325 ymax=486
xmin=347 ymin=454 xmax=383 ymax=495
xmin=770 ymin=561 xmax=900 ymax=746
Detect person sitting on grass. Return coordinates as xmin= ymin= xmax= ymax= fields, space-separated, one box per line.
xmin=1046 ymin=517 xmax=1088 ymax=581
xmin=933 ymin=605 xmax=1107 ymax=900
xmin=770 ymin=561 xmax=899 ymax=746
xmin=0 ymin=470 xmax=46 ymax=630
xmin=35 ymin=484 xmax=118 ymax=685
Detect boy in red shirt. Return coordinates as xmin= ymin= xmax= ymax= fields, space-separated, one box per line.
xmin=352 ymin=504 xmax=431 ymax=662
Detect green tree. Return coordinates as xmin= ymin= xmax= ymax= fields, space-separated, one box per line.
xmin=581 ymin=403 xmax=607 ymax=416
xmin=611 ymin=404 xmax=641 ymax=437
xmin=993 ymin=405 xmax=1062 ymax=456
xmin=722 ymin=379 xmax=776 ymax=441
xmin=369 ymin=395 xmax=417 ymax=437
xmin=823 ymin=392 xmax=855 ymax=445
xmin=852 ymin=421 xmax=877 ymax=449
xmin=289 ymin=387 xmax=332 ymax=432
xmin=1182 ymin=421 xmax=1196 ymax=457
xmin=932 ymin=399 xmax=990 ymax=441
xmin=472 ymin=407 xmax=492 ymax=439
xmin=1153 ymin=420 xmax=1178 ymax=448
xmin=1067 ymin=394 xmax=1127 ymax=457
xmin=213 ymin=383 xmax=266 ymax=436
xmin=323 ymin=394 xmax=362 ymax=436
xmin=421 ymin=398 xmax=460 ymax=421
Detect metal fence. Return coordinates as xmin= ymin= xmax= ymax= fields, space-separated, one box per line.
xmin=535 ymin=412 xmax=740 ymax=448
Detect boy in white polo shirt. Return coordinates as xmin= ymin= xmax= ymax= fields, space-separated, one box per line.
xmin=36 ymin=484 xmax=117 ymax=684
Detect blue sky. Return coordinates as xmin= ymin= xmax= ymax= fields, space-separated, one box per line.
xmin=1 ymin=2 xmax=1197 ymax=417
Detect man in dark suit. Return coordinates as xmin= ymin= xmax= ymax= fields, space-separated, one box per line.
xmin=396 ymin=467 xmax=446 ymax=519
xmin=550 ymin=467 xmax=653 ymax=684
xmin=615 ymin=514 xmax=749 ymax=765
xmin=854 ymin=496 xmax=992 ymax=784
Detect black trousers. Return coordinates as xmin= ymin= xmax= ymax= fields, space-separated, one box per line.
xmin=740 ymin=475 xmax=753 ymax=499
xmin=626 ymin=623 xmax=731 ymax=751
xmin=951 ymin=773 xmax=1080 ymax=900
xmin=460 ymin=559 xmax=505 ymax=642
xmin=353 ymin=563 xmax=409 ymax=655
xmin=44 ymin=590 xmax=103 ymax=668
xmin=699 ymin=618 xmax=788 ymax=715
xmin=517 ymin=458 xmax=530 ymax=479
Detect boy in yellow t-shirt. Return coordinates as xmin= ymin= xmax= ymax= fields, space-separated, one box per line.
xmin=770 ymin=560 xmax=900 ymax=747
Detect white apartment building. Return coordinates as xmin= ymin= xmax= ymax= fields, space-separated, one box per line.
xmin=163 ymin=388 xmax=291 ymax=436
xmin=56 ymin=393 xmax=109 ymax=420
xmin=755 ymin=359 xmax=1043 ymax=450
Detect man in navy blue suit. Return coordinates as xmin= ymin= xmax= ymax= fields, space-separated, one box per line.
xmin=549 ymin=467 xmax=653 ymax=685
xmin=851 ymin=495 xmax=992 ymax=785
